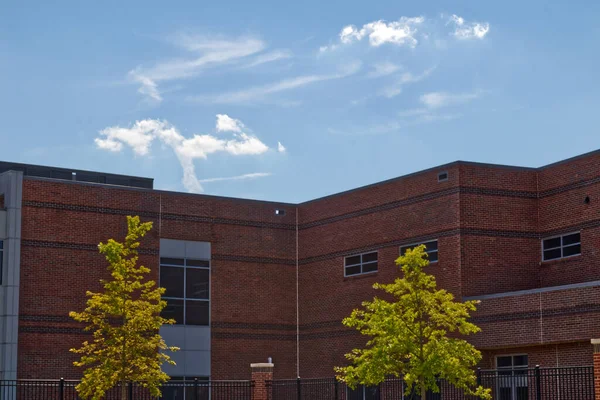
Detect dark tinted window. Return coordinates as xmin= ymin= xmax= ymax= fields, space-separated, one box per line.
xmin=401 ymin=240 xmax=439 ymax=263
xmin=160 ymin=266 xmax=185 ymax=298
xmin=186 ymin=259 xmax=210 ymax=268
xmin=563 ymin=244 xmax=581 ymax=257
xmin=562 ymin=232 xmax=581 ymax=246
xmin=162 ymin=299 xmax=184 ymax=324
xmin=344 ymin=252 xmax=378 ymax=276
xmin=160 ymin=257 xmax=185 ymax=266
xmin=186 ymin=269 xmax=210 ymax=299
xmin=345 ymin=255 xmax=361 ymax=266
xmin=186 ymin=301 xmax=209 ymax=326
xmin=542 ymin=232 xmax=581 ymax=261
xmin=543 ymin=237 xmax=561 ymax=249
xmin=362 ymin=252 xmax=378 ymax=263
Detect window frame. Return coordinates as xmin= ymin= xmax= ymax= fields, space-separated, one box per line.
xmin=400 ymin=239 xmax=439 ymax=263
xmin=160 ymin=257 xmax=210 ymax=326
xmin=0 ymin=240 xmax=3 ymax=285
xmin=344 ymin=251 xmax=378 ymax=277
xmin=495 ymin=354 xmax=529 ymax=400
xmin=541 ymin=231 xmax=581 ymax=262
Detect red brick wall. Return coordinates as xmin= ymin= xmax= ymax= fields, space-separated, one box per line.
xmin=17 ymin=178 xmax=297 ymax=379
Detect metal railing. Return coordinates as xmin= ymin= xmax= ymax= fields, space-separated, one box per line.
xmin=266 ymin=366 xmax=595 ymax=400
xmin=0 ymin=379 xmax=254 ymax=400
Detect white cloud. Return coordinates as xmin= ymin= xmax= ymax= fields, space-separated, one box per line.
xmin=242 ymin=50 xmax=293 ymax=68
xmin=199 ymin=172 xmax=272 ymax=183
xmin=419 ymin=91 xmax=480 ymax=108
xmin=190 ymin=61 xmax=361 ymax=104
xmin=216 ymin=114 xmax=245 ymax=133
xmin=95 ymin=117 xmax=275 ymax=193
xmin=129 ymin=35 xmax=289 ymax=102
xmin=338 ymin=17 xmax=425 ymax=48
xmin=448 ymin=14 xmax=490 ymax=40
xmin=378 ymin=66 xmax=436 ymax=98
xmin=368 ymin=62 xmax=401 ymax=78
xmin=277 ymin=142 xmax=286 ymax=153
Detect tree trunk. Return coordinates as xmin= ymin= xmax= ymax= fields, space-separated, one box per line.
xmin=420 ymin=377 xmax=426 ymax=400
xmin=121 ymin=381 xmax=127 ymax=400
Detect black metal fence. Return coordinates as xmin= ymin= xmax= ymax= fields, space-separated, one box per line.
xmin=0 ymin=379 xmax=254 ymax=400
xmin=267 ymin=366 xmax=595 ymax=400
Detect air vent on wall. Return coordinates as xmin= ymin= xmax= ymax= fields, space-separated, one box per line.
xmin=438 ymin=171 xmax=448 ymax=182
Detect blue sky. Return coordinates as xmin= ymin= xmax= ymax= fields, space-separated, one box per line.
xmin=2 ymin=1 xmax=600 ymax=202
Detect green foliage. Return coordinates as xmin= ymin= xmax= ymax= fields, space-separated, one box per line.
xmin=70 ymin=216 xmax=178 ymax=400
xmin=335 ymin=245 xmax=491 ymax=400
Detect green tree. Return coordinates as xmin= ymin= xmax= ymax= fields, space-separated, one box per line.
xmin=70 ymin=216 xmax=178 ymax=400
xmin=335 ymin=245 xmax=491 ymax=400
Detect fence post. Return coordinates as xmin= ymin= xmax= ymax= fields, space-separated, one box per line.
xmin=334 ymin=378 xmax=339 ymax=400
xmin=128 ymin=381 xmax=133 ymax=400
xmin=251 ymin=362 xmax=274 ymax=400
xmin=476 ymin=368 xmax=481 ymax=386
xmin=297 ymin=377 xmax=302 ymax=400
xmin=194 ymin=377 xmax=199 ymax=400
xmin=592 ymin=339 xmax=600 ymax=400
xmin=535 ymin=365 xmax=541 ymax=400
xmin=59 ymin=377 xmax=64 ymax=400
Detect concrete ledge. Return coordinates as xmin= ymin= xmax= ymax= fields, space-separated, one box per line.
xmin=591 ymin=339 xmax=600 ymax=345
xmin=251 ymin=363 xmax=274 ymax=368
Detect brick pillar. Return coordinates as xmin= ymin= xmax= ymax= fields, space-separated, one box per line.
xmin=251 ymin=362 xmax=274 ymax=400
xmin=592 ymin=339 xmax=600 ymax=399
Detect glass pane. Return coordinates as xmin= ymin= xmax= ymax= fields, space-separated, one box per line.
xmin=425 ymin=240 xmax=438 ymax=251
xmin=186 ymin=259 xmax=210 ymax=268
xmin=162 ymin=299 xmax=184 ymax=324
xmin=428 ymin=251 xmax=439 ymax=263
xmin=362 ymin=252 xmax=378 ymax=263
xmin=562 ymin=233 xmax=581 ymax=246
xmin=513 ymin=355 xmax=528 ymax=366
xmin=543 ymin=248 xmax=561 ymax=261
xmin=346 ymin=386 xmax=363 ymax=400
xmin=160 ymin=257 xmax=185 ymax=266
xmin=186 ymin=268 xmax=210 ymax=299
xmin=365 ymin=386 xmax=380 ymax=400
xmin=160 ymin=266 xmax=184 ymax=298
xmin=186 ymin=300 xmax=209 ymax=325
xmin=497 ymin=356 xmax=513 ymax=368
xmin=345 ymin=265 xmax=361 ymax=276
xmin=542 ymin=237 xmax=561 ymax=250
xmin=345 ymin=255 xmax=361 ymax=266
xmin=0 ymin=240 xmax=3 ymax=249
xmin=400 ymin=246 xmax=410 ymax=255
xmin=563 ymin=244 xmax=581 ymax=257
xmin=362 ymin=262 xmax=378 ymax=273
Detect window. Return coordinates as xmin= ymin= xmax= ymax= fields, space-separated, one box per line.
xmin=496 ymin=355 xmax=528 ymax=400
xmin=0 ymin=241 xmax=3 ymax=285
xmin=162 ymin=376 xmax=210 ymax=400
xmin=542 ymin=232 xmax=581 ymax=261
xmin=438 ymin=171 xmax=448 ymax=182
xmin=347 ymin=385 xmax=380 ymax=400
xmin=400 ymin=240 xmax=438 ymax=263
xmin=160 ymin=257 xmax=210 ymax=325
xmin=344 ymin=251 xmax=378 ymax=277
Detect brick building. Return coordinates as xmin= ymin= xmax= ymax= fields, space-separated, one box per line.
xmin=1 ymin=150 xmax=600 ymax=384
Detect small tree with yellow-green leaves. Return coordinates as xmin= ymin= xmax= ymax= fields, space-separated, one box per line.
xmin=70 ymin=216 xmax=178 ymax=400
xmin=335 ymin=245 xmax=491 ymax=400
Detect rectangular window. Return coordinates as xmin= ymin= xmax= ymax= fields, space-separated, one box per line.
xmin=400 ymin=240 xmax=438 ymax=263
xmin=344 ymin=251 xmax=378 ymax=277
xmin=0 ymin=240 xmax=3 ymax=285
xmin=347 ymin=385 xmax=380 ymax=400
xmin=496 ymin=355 xmax=528 ymax=400
xmin=542 ymin=232 xmax=581 ymax=261
xmin=160 ymin=257 xmax=210 ymax=326
xmin=162 ymin=376 xmax=210 ymax=400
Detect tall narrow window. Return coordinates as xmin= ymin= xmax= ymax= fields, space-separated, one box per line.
xmin=400 ymin=240 xmax=438 ymax=263
xmin=160 ymin=257 xmax=210 ymax=325
xmin=496 ymin=355 xmax=528 ymax=400
xmin=0 ymin=241 xmax=3 ymax=285
xmin=542 ymin=232 xmax=581 ymax=261
xmin=344 ymin=252 xmax=378 ymax=277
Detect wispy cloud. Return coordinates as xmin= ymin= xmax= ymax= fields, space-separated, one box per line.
xmin=367 ymin=62 xmax=402 ymax=78
xmin=189 ymin=61 xmax=362 ymax=104
xmin=128 ymin=34 xmax=291 ymax=102
xmin=198 ymin=172 xmax=272 ymax=183
xmin=95 ymin=116 xmax=278 ymax=193
xmin=241 ymin=50 xmax=293 ymax=69
xmin=379 ymin=66 xmax=436 ymax=98
xmin=419 ymin=90 xmax=480 ymax=108
xmin=277 ymin=142 xmax=286 ymax=153
xmin=447 ymin=15 xmax=490 ymax=40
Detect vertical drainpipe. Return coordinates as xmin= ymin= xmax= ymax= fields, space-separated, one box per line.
xmin=295 ymin=206 xmax=300 ymax=378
